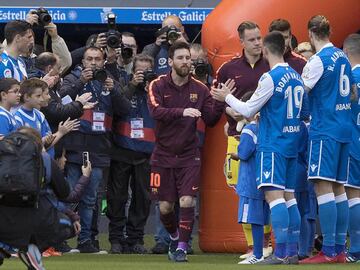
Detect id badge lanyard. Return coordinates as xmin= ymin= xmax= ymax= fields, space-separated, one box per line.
xmin=89 ymin=81 xmax=106 ymax=132
xmin=130 ymin=94 xmax=144 ymax=139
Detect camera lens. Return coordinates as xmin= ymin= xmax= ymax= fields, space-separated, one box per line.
xmin=121 ymin=47 xmax=133 ymax=59
xmin=93 ymin=69 xmax=107 ymax=82
xmin=39 ymin=13 xmax=51 ymax=24
xmin=194 ymin=60 xmax=208 ymax=77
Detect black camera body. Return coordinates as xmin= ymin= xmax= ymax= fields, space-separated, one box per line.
xmin=93 ymin=68 xmax=107 ymax=82
xmin=121 ymin=45 xmax=133 ymax=60
xmin=155 ymin=25 xmax=180 ymax=43
xmin=193 ymin=59 xmax=209 ymax=78
xmin=32 ymin=8 xmax=52 ymax=26
xmin=106 ymin=13 xmax=121 ymax=48
xmin=166 ymin=25 xmax=180 ymax=42
xmin=143 ymin=69 xmax=157 ymax=83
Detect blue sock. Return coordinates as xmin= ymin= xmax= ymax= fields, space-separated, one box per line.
xmin=286 ymin=199 xmax=300 ymax=257
xmin=298 ymin=216 xmax=309 ymax=257
xmin=335 ymin=194 xmax=349 ymax=255
xmin=307 ymin=219 xmax=316 ymax=255
xmin=317 ymin=193 xmax=336 ymax=257
xmin=251 ymin=224 xmax=263 ymax=259
xmin=269 ymin=199 xmax=289 ymax=259
xmin=349 ymin=199 xmax=360 ymax=253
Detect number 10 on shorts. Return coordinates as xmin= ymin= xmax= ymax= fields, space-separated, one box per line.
xmin=150 ymin=172 xmax=161 ymax=187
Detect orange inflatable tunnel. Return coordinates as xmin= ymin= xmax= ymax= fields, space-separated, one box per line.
xmin=199 ymin=0 xmax=360 ymax=253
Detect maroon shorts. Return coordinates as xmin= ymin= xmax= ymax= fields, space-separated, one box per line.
xmin=150 ymin=166 xmax=201 ymax=202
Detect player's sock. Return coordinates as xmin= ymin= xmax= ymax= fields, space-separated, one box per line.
xmin=160 ymin=211 xmax=178 ymax=238
xmin=251 ymin=224 xmax=264 ymax=259
xmin=263 ymin=225 xmax=271 ymax=247
xmin=348 ymin=198 xmax=360 ymax=254
xmin=335 ymin=193 xmax=349 ymax=255
xmin=242 ymin=223 xmax=254 ymax=247
xmin=307 ymin=219 xmax=316 ymax=255
xmin=298 ymin=215 xmax=309 ymax=257
xmin=178 ymin=207 xmax=195 ymax=251
xmin=317 ymin=193 xmax=336 ymax=257
xmin=286 ymin=199 xmax=301 ymax=257
xmin=269 ymin=198 xmax=289 ymax=259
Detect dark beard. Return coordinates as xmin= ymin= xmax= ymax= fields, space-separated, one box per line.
xmin=174 ymin=65 xmax=190 ymax=77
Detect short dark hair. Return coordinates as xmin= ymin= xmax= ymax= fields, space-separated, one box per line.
xmin=168 ymin=41 xmax=190 ymax=59
xmin=0 ymin=78 xmax=19 ymax=101
xmin=4 ymin=20 xmax=32 ymax=44
xmin=132 ymin=54 xmax=154 ymax=72
xmin=263 ymin=31 xmax=285 ymax=57
xmin=35 ymin=52 xmax=57 ymax=71
xmin=83 ymin=46 xmax=104 ymax=59
xmin=269 ymin=19 xmax=291 ymax=33
xmin=237 ymin=21 xmax=259 ymax=39
xmin=17 ymin=126 xmax=43 ymax=151
xmin=20 ymin=78 xmax=48 ymax=102
xmin=308 ymin=15 xmax=331 ymax=39
xmin=344 ymin=33 xmax=360 ymax=56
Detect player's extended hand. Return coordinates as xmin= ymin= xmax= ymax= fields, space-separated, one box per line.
xmin=183 ymin=108 xmax=202 ymax=118
xmin=210 ymin=79 xmax=236 ymax=102
xmin=225 ymin=107 xmax=244 ymax=122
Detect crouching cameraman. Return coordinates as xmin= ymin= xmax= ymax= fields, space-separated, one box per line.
xmin=107 ymin=54 xmax=156 ymax=254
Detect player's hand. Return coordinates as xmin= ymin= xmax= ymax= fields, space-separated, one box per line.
xmin=81 ymin=161 xmax=92 ymax=177
xmin=75 ymin=92 xmax=92 ymax=105
xmin=225 ymin=107 xmax=244 ymax=122
xmin=183 ymin=108 xmax=201 ymax=118
xmin=80 ymin=68 xmax=93 ymax=84
xmin=210 ymin=79 xmax=236 ymax=102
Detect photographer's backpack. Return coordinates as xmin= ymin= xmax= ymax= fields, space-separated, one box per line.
xmin=0 ymin=132 xmax=44 ymax=207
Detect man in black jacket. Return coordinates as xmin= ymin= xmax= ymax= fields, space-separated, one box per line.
xmin=60 ymin=47 xmax=130 ymax=253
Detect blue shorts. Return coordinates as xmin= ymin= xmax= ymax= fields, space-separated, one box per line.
xmin=345 ymin=155 xmax=360 ymax=189
xmin=308 ymin=139 xmax=349 ymax=184
xmin=295 ymin=191 xmax=317 ymax=220
xmin=256 ymin=151 xmax=297 ymax=192
xmin=238 ymin=196 xmax=270 ymax=226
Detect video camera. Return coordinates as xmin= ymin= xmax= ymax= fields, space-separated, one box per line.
xmin=105 ymin=13 xmax=121 ymax=48
xmin=31 ymin=8 xmax=52 ymax=26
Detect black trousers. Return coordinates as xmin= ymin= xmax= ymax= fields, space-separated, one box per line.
xmin=106 ymin=159 xmax=151 ymax=245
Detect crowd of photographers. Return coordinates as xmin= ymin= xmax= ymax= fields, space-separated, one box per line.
xmin=0 ymin=8 xmax=213 ymax=268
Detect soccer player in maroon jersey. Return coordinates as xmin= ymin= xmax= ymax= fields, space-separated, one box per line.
xmin=148 ymin=41 xmax=224 ymax=262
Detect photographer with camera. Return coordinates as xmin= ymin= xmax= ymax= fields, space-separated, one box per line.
xmin=23 ymin=8 xmax=72 ymax=75
xmin=190 ymin=43 xmax=212 ymax=87
xmin=142 ymin=15 xmax=187 ymax=75
xmin=107 ymin=54 xmax=156 ymax=254
xmin=59 ymin=46 xmax=130 ymax=253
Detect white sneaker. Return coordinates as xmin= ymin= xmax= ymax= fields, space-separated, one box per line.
xmin=238 ymin=255 xmax=264 ymax=264
xmin=239 ymin=250 xmax=253 ymax=259
xmin=263 ymin=246 xmax=273 ymax=258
